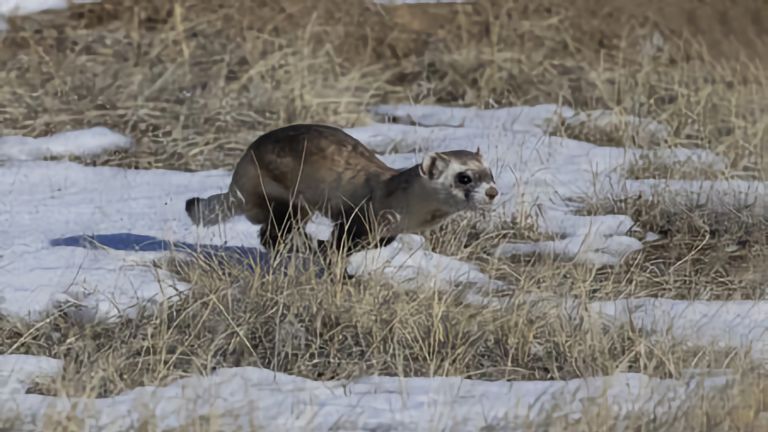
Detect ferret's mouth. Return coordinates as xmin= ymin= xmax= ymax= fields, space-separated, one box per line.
xmin=466 ymin=198 xmax=492 ymax=211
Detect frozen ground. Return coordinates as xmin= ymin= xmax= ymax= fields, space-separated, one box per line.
xmin=2 ymin=103 xmax=768 ymax=428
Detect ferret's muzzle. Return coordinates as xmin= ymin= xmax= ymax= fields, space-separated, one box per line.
xmin=468 ymin=184 xmax=499 ymax=208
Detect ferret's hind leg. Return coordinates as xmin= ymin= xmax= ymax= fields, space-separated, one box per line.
xmin=247 ymin=199 xmax=313 ymax=252
xmin=241 ymin=197 xmax=281 ymax=251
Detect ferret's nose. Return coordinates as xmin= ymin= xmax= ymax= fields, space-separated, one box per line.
xmin=485 ymin=186 xmax=498 ymax=200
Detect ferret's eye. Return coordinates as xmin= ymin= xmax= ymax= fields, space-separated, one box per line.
xmin=456 ymin=173 xmax=472 ymax=185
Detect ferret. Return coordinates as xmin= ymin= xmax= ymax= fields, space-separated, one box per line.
xmin=185 ymin=124 xmax=498 ymax=253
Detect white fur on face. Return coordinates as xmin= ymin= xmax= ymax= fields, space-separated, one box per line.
xmin=431 ymin=159 xmax=497 ymax=209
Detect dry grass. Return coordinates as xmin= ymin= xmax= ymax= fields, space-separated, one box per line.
xmin=3 ymin=0 xmax=768 ymax=429
xmin=575 ymin=195 xmax=768 ymax=300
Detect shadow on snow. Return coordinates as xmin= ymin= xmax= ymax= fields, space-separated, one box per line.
xmin=48 ymin=232 xmax=323 ymax=276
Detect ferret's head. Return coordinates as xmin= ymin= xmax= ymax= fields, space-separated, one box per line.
xmin=418 ymin=148 xmax=499 ymax=210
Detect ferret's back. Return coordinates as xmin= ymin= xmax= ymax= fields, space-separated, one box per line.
xmin=234 ymin=124 xmax=396 ymax=208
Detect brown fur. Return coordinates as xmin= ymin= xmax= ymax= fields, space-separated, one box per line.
xmin=186 ymin=124 xmax=498 ymax=253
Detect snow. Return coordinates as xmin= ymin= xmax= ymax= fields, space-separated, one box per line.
xmin=620 ymin=179 xmax=768 ymax=214
xmin=0 ymin=355 xmax=62 ymax=396
xmin=0 ymin=0 xmax=100 ymax=31
xmin=0 ymin=0 xmax=98 ymax=17
xmin=588 ymin=298 xmax=768 ymax=360
xmin=0 ymin=157 xmax=263 ymax=323
xmin=346 ymin=233 xmax=506 ymax=291
xmin=0 ymin=357 xmax=735 ymax=430
xmin=0 ymin=127 xmax=131 ymax=161
xmin=368 ymin=103 xmax=572 ymax=133
xmin=494 ymin=229 xmax=645 ymax=266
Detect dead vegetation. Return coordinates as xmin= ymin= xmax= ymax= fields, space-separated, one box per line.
xmin=2 ymin=0 xmax=768 ymax=429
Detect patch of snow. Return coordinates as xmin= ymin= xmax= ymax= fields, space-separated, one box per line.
xmin=346 ymin=233 xmax=506 ymax=292
xmin=493 ymin=205 xmax=644 ymax=265
xmin=619 ymin=179 xmax=768 ymax=214
xmin=0 ymin=355 xmax=62 ymax=396
xmin=0 ymin=245 xmax=182 ymax=323
xmin=0 ymin=128 xmax=269 ymax=323
xmin=0 ymin=355 xmax=735 ymax=431
xmin=0 ymin=127 xmax=132 ymax=161
xmin=0 ymin=0 xmax=100 ymax=34
xmin=495 ymin=232 xmax=643 ymax=266
xmin=0 ymin=0 xmax=98 ymax=17
xmin=369 ymin=103 xmax=574 ymax=133
xmin=526 ymin=206 xmax=639 ymax=239
xmin=589 ymin=298 xmax=768 ymax=361
xmin=0 ymin=158 xmax=266 ymax=323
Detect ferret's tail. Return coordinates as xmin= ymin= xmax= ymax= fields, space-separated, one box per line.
xmin=185 ymin=191 xmax=243 ymax=226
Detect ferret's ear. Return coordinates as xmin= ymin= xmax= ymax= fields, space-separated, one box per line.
xmin=419 ymin=153 xmax=450 ymax=180
xmin=475 ymin=146 xmax=484 ymax=161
